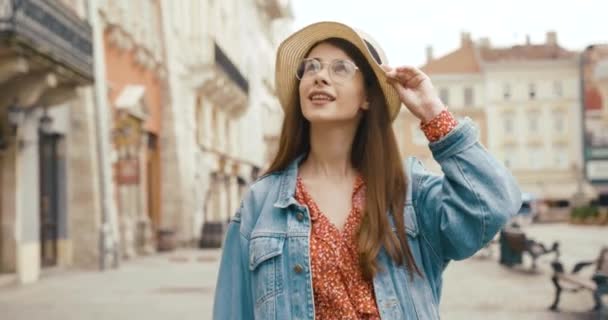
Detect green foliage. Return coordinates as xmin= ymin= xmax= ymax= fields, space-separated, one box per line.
xmin=571 ymin=205 xmax=600 ymax=220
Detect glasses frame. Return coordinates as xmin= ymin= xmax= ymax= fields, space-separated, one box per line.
xmin=296 ymin=58 xmax=360 ymax=83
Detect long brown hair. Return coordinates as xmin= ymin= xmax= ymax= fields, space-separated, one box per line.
xmin=265 ymin=38 xmax=421 ymax=279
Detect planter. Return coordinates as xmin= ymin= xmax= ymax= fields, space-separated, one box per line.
xmin=597 ymin=211 xmax=608 ymax=225
xmin=157 ymin=229 xmax=176 ymax=252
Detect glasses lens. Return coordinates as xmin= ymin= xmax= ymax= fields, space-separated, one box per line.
xmin=296 ymin=59 xmax=320 ymax=80
xmin=331 ymin=60 xmax=356 ymax=80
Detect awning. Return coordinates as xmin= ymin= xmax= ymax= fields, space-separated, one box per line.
xmin=115 ymin=85 xmax=147 ymax=119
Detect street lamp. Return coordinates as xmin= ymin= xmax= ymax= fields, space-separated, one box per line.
xmin=7 ymin=102 xmax=26 ymax=132
xmin=4 ymin=102 xmax=55 ymax=149
xmin=39 ymin=108 xmax=54 ymax=135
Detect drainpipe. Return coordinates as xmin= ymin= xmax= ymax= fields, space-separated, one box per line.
xmin=87 ymin=0 xmax=119 ymax=270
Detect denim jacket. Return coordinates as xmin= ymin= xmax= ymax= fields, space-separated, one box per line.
xmin=213 ymin=118 xmax=522 ymax=319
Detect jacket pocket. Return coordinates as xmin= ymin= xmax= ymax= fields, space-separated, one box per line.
xmin=248 ymin=235 xmax=285 ymax=308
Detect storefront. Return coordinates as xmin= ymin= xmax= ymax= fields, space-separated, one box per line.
xmin=0 ymin=0 xmax=93 ymax=283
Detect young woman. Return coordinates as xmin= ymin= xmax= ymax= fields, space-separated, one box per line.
xmin=213 ymin=21 xmax=521 ymax=320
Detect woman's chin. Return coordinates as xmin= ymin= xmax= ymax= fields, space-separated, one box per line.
xmin=304 ymin=113 xmax=358 ymax=124
xmin=302 ymin=104 xmax=360 ymax=124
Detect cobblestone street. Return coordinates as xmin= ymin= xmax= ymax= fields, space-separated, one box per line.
xmin=0 ymin=223 xmax=605 ymax=319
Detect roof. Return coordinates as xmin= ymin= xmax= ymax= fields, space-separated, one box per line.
xmin=115 ymin=85 xmax=148 ymax=119
xmin=421 ymin=43 xmax=481 ymax=74
xmin=479 ymin=44 xmax=576 ymax=62
xmin=421 ymin=35 xmax=577 ymax=75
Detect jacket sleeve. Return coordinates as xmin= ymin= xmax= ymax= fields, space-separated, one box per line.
xmin=212 ymin=208 xmax=253 ymax=320
xmin=412 ymin=118 xmax=522 ymax=262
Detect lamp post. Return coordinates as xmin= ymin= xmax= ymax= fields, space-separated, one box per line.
xmin=39 ymin=109 xmax=54 ymax=135
xmin=5 ymin=102 xmax=55 ymax=148
xmin=7 ymin=103 xmax=26 ymax=131
xmin=571 ymin=163 xmax=587 ymax=208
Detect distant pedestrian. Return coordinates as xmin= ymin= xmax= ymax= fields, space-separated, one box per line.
xmin=213 ymin=21 xmax=522 ymax=319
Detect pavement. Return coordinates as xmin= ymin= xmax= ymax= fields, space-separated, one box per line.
xmin=0 ymin=250 xmax=220 ymax=320
xmin=0 ymin=223 xmax=605 ymax=320
xmin=441 ymin=223 xmax=607 ymax=320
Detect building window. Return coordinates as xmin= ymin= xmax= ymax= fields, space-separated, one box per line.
xmin=553 ymin=81 xmax=562 ymax=98
xmin=504 ymin=147 xmax=517 ymax=168
xmin=503 ymin=115 xmax=514 ymax=134
xmin=195 ymin=96 xmax=203 ymax=145
xmin=554 ymin=114 xmax=565 ymax=133
xmin=211 ymin=108 xmax=219 ymax=147
xmin=528 ymin=147 xmax=543 ymax=169
xmin=528 ymin=114 xmax=539 ymax=133
xmin=464 ymin=87 xmax=474 ymax=107
xmin=439 ymin=88 xmax=449 ymax=105
xmin=224 ymin=116 xmax=231 ymax=154
xmin=529 ymin=83 xmax=536 ymax=100
xmin=503 ymin=83 xmax=511 ymax=101
xmin=553 ymin=146 xmax=568 ymax=169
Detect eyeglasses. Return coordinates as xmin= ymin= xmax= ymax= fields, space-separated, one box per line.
xmin=296 ymin=58 xmax=359 ymax=83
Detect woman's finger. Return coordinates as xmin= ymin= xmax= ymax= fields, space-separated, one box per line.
xmin=395 ymin=67 xmax=428 ymax=88
xmin=382 ymin=65 xmax=398 ymax=79
xmin=380 ymin=64 xmax=393 ymax=72
xmin=394 ymin=69 xmax=414 ymax=85
xmin=396 ymin=65 xmax=423 ymax=75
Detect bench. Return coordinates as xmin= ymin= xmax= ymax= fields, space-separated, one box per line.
xmin=498 ymin=227 xmax=560 ymax=270
xmin=549 ymin=247 xmax=608 ymax=316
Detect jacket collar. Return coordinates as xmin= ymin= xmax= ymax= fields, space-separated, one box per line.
xmin=272 ymin=155 xmax=417 ymax=208
xmin=273 ymin=154 xmax=307 ymax=209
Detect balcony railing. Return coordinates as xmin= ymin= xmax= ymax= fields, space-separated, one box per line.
xmin=0 ymin=0 xmax=93 ymax=82
xmin=214 ymin=42 xmax=248 ymax=95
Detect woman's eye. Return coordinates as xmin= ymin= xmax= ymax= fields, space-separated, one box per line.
xmin=305 ymin=61 xmax=319 ymax=72
xmin=333 ymin=61 xmax=349 ymax=74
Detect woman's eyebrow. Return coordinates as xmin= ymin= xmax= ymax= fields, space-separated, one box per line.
xmin=305 ymin=57 xmax=354 ymax=63
xmin=305 ymin=56 xmax=324 ymax=62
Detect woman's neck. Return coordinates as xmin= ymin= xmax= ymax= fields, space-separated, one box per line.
xmin=301 ymin=121 xmax=359 ymax=179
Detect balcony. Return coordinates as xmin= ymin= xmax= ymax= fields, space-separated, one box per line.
xmin=526 ymin=135 xmax=544 ymax=146
xmin=183 ymin=37 xmax=249 ymax=117
xmin=0 ymin=0 xmax=93 ymax=83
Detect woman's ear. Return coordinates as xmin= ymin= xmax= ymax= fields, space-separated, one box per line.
xmin=361 ymin=100 xmax=370 ymax=110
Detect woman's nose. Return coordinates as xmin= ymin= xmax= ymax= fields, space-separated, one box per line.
xmin=313 ymin=64 xmax=331 ymax=86
xmin=313 ymin=68 xmax=330 ymax=86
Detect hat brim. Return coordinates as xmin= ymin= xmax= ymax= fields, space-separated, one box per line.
xmin=275 ymin=21 xmax=402 ymax=121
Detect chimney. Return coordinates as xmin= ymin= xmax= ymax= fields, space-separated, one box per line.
xmin=460 ymin=32 xmax=472 ymax=48
xmin=546 ymin=31 xmax=557 ymax=46
xmin=426 ymin=45 xmax=434 ymax=63
xmin=478 ymin=37 xmax=491 ymax=49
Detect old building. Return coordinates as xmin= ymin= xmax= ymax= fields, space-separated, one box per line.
xmin=0 ymin=0 xmax=103 ymax=284
xmin=398 ymin=33 xmax=488 ymax=174
xmin=581 ymin=44 xmax=608 ymax=206
xmin=159 ymin=0 xmax=293 ymax=247
xmin=97 ymin=0 xmax=167 ymax=258
xmin=406 ymin=31 xmax=596 ymax=215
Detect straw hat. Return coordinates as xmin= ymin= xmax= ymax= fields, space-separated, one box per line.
xmin=275 ymin=21 xmax=402 ymax=121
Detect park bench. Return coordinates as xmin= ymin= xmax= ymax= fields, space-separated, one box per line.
xmin=498 ymin=226 xmax=560 ymax=270
xmin=549 ymin=247 xmax=608 ymax=316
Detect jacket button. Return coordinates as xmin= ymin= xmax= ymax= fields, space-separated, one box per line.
xmin=293 ymin=264 xmax=304 ymax=274
xmin=296 ymin=212 xmax=304 ymax=221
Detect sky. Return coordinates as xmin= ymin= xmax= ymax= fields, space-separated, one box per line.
xmin=291 ymin=0 xmax=607 ymax=67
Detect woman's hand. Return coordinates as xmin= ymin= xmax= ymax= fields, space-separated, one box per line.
xmin=382 ymin=65 xmax=446 ymax=123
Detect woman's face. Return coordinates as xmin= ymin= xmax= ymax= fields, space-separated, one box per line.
xmin=298 ymin=42 xmax=368 ymax=124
